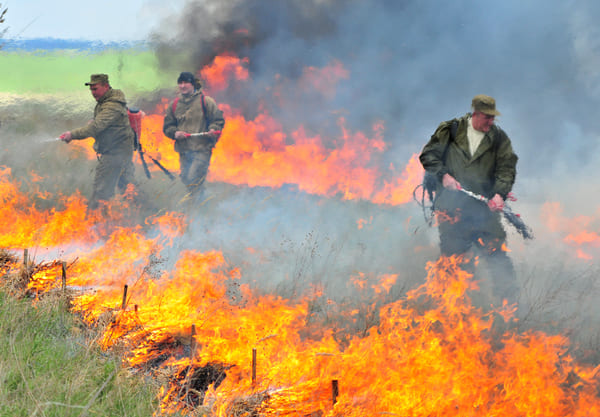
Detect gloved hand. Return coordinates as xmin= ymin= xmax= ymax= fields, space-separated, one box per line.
xmin=506 ymin=192 xmax=517 ymax=202
xmin=488 ymin=193 xmax=504 ymax=212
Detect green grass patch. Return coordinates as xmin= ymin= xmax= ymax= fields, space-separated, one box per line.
xmin=0 ymin=291 xmax=160 ymax=416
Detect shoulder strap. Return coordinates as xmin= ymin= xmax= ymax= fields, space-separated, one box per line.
xmin=450 ymin=119 xmax=458 ymax=141
xmin=172 ymin=97 xmax=180 ymax=114
xmin=201 ymin=94 xmax=209 ymax=131
xmin=441 ymin=119 xmax=459 ymax=161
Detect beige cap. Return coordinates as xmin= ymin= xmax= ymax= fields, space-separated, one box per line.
xmin=85 ymin=74 xmax=109 ymax=86
xmin=471 ymin=94 xmax=501 ymax=116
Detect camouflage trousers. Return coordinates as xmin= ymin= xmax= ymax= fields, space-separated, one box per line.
xmin=89 ymin=149 xmax=135 ymax=210
xmin=178 ymin=150 xmax=212 ymax=197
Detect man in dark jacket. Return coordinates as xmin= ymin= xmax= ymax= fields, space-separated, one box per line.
xmin=60 ymin=74 xmax=136 ymax=210
xmin=162 ymin=71 xmax=225 ymax=199
xmin=419 ymin=94 xmax=519 ymax=305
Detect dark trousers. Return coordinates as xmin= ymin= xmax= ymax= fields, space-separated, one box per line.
xmin=90 ymin=149 xmax=135 ymax=210
xmin=438 ymin=209 xmax=518 ymax=305
xmin=178 ymin=150 xmax=212 ymax=196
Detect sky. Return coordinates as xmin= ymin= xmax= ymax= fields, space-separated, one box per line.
xmin=2 ymin=0 xmax=185 ymax=41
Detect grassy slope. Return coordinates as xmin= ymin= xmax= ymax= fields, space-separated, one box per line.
xmin=0 ymin=289 xmax=160 ymax=417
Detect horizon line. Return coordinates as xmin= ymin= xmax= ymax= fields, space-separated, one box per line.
xmin=0 ymin=37 xmax=148 ymax=51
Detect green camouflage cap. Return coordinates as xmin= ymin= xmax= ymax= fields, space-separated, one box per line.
xmin=85 ymin=74 xmax=109 ymax=86
xmin=471 ymin=94 xmax=501 ymax=116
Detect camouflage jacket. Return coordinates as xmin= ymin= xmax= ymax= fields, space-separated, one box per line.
xmin=162 ymin=90 xmax=225 ymax=153
xmin=419 ymin=113 xmax=518 ymax=212
xmin=70 ymin=88 xmax=134 ymax=155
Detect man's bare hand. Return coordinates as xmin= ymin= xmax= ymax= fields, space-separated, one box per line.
xmin=442 ymin=173 xmax=461 ymax=190
xmin=174 ymin=131 xmax=188 ymax=140
xmin=488 ymin=193 xmax=504 ymax=212
xmin=59 ymin=132 xmax=72 ymax=143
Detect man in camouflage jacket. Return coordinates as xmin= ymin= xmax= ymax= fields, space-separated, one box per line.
xmin=60 ymin=73 xmax=135 ymax=210
xmin=419 ymin=94 xmax=519 ymax=305
xmin=163 ymin=71 xmax=225 ymax=199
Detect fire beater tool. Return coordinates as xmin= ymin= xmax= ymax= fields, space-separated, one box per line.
xmin=184 ymin=130 xmax=222 ymax=138
xmin=459 ymin=187 xmax=534 ymax=240
xmin=146 ymin=154 xmax=176 ymax=181
xmin=151 ymin=155 xmax=176 ymax=180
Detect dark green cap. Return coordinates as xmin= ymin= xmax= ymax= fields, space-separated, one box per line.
xmin=85 ymin=74 xmax=109 ymax=86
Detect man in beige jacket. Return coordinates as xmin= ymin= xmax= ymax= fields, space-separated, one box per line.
xmin=162 ymin=71 xmax=225 ymax=199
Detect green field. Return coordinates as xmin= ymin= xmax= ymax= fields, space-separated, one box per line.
xmin=0 ymin=48 xmax=174 ymax=95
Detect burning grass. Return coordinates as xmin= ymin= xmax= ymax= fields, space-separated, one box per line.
xmin=2 ymin=164 xmax=600 ymax=416
xmin=5 ymin=243 xmax=600 ymax=416
xmin=3 ymin=53 xmax=600 ymax=414
xmin=2 ymin=162 xmax=600 ymax=415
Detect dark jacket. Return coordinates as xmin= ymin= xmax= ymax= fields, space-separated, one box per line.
xmin=419 ymin=113 xmax=518 ymax=212
xmin=162 ymin=90 xmax=225 ymax=154
xmin=70 ymin=88 xmax=134 ymax=155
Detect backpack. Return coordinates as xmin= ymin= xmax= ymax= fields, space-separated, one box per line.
xmin=127 ymin=107 xmax=143 ymax=151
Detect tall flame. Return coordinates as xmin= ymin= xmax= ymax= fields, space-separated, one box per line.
xmin=200 ymin=55 xmax=250 ymax=92
xmin=138 ymin=107 xmax=422 ymax=205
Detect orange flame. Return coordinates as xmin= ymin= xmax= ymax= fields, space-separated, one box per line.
xmin=541 ymin=201 xmax=600 ymax=260
xmin=0 ymin=167 xmax=99 ymax=249
xmin=138 ymin=107 xmax=422 ymax=205
xmin=200 ymin=55 xmax=250 ymax=92
xmin=133 ymin=55 xmax=423 ymax=207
